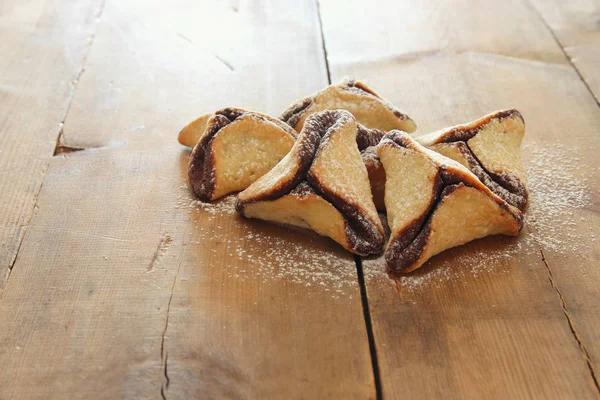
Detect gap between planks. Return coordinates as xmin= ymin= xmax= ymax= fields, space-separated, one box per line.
xmin=355 ymin=256 xmax=384 ymax=400
xmin=3 ymin=0 xmax=107 ymax=287
xmin=315 ymin=0 xmax=332 ymax=85
xmin=315 ymin=0 xmax=382 ymax=398
xmin=522 ymin=0 xmax=600 ymax=108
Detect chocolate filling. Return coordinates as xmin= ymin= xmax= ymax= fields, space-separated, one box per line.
xmin=356 ymin=125 xmax=385 ymax=151
xmin=189 ymin=111 xmax=241 ymax=201
xmin=279 ymin=98 xmax=313 ymax=129
xmin=289 ymin=181 xmax=315 ymax=197
xmin=215 ymin=107 xmax=245 ymax=122
xmin=342 ymin=79 xmax=380 ymax=98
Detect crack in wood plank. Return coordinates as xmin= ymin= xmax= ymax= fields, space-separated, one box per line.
xmin=2 ymin=0 xmax=108 ymax=288
xmin=212 ymin=54 xmax=234 ymax=72
xmin=54 ymin=0 xmax=108 ymax=150
xmin=160 ymin=222 xmax=199 ymax=398
xmin=54 ymin=145 xmax=86 ymax=156
xmin=160 ymin=267 xmax=177 ymax=400
xmin=3 ymin=180 xmax=46 ymax=286
xmin=4 ymin=211 xmax=35 ymax=285
xmin=161 ymin=352 xmax=169 ymax=400
xmin=540 ymin=249 xmax=600 ymax=394
xmin=147 ymin=234 xmax=173 ymax=272
xmin=176 ymin=32 xmax=193 ymax=44
xmin=523 ymin=0 xmax=600 ymax=108
xmin=175 ymin=32 xmax=233 ymax=72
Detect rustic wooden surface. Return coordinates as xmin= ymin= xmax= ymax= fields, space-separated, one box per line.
xmin=0 ymin=0 xmax=598 ymax=399
xmin=0 ymin=0 xmax=103 ymax=284
xmin=529 ymin=0 xmax=600 ymax=102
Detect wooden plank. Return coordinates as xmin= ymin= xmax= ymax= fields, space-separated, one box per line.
xmin=0 ymin=0 xmax=103 ymax=285
xmin=528 ymin=0 xmax=600 ymax=103
xmin=58 ymin=0 xmax=331 ymax=150
xmin=320 ymin=0 xmax=600 ymax=397
xmin=0 ymin=0 xmax=375 ymax=398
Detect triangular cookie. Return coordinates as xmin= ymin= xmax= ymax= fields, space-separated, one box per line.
xmin=279 ymin=78 xmax=417 ymax=133
xmin=417 ymin=109 xmax=527 ymax=210
xmin=237 ymin=110 xmax=385 ymax=256
xmin=188 ymin=108 xmax=297 ymax=201
xmin=378 ymin=131 xmax=523 ymax=274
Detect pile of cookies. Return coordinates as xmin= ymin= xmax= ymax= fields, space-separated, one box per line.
xmin=178 ymin=79 xmax=527 ymax=275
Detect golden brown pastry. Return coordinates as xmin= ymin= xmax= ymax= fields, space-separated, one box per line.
xmin=178 ymin=107 xmax=295 ymax=148
xmin=417 ymin=109 xmax=527 ymax=210
xmin=361 ymin=110 xmax=528 ymax=212
xmin=178 ymin=112 xmax=214 ymax=148
xmin=279 ymin=78 xmax=417 ymax=134
xmin=378 ymin=131 xmax=523 ymax=274
xmin=236 ymin=110 xmax=385 ymax=256
xmin=188 ymin=108 xmax=297 ymax=201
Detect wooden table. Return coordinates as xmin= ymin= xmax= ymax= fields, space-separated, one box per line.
xmin=1 ymin=0 xmax=599 ymax=398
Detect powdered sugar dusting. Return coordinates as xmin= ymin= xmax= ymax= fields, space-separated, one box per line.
xmin=183 ymin=193 xmax=358 ymax=300
xmin=190 ymin=196 xmax=237 ymax=215
xmin=524 ymin=144 xmax=595 ymax=252
xmin=367 ymin=143 xmax=595 ymax=292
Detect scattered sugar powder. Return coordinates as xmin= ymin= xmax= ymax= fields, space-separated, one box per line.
xmin=372 ymin=143 xmax=596 ymax=292
xmin=190 ymin=196 xmax=238 ymax=215
xmin=184 ymin=195 xmax=358 ymax=300
xmin=524 ymin=144 xmax=595 ymax=252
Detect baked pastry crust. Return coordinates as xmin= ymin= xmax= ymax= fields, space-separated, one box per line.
xmin=188 ymin=108 xmax=297 ymax=201
xmin=237 ymin=110 xmax=385 ymax=256
xmin=379 ymin=131 xmax=523 ymax=274
xmin=279 ymin=79 xmax=417 ymax=134
xmin=178 ymin=107 xmax=296 ymax=148
xmin=361 ymin=110 xmax=528 ymax=212
xmin=417 ymin=109 xmax=527 ymax=210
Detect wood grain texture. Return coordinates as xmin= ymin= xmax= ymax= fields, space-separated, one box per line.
xmin=0 ymin=148 xmax=373 ymax=398
xmin=528 ymin=0 xmax=600 ymax=103
xmin=0 ymin=0 xmax=103 ymax=285
xmin=0 ymin=149 xmax=185 ymax=398
xmin=59 ymin=0 xmax=330 ymax=150
xmin=320 ymin=0 xmax=600 ymax=397
xmin=0 ymin=0 xmax=376 ymax=398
